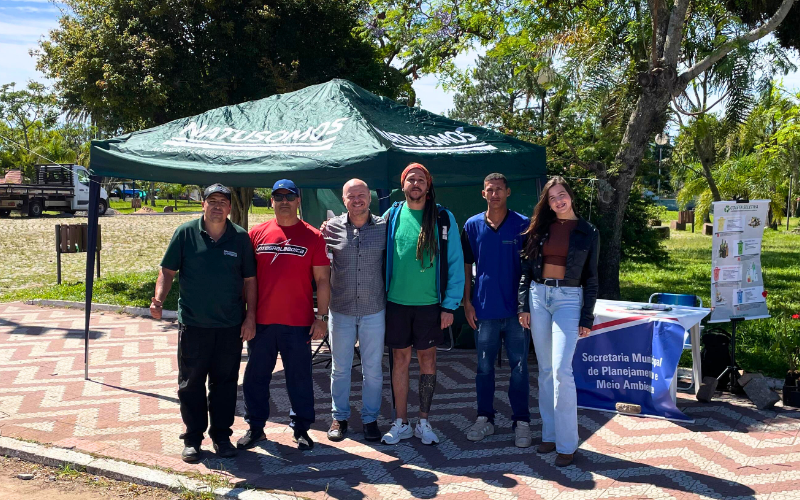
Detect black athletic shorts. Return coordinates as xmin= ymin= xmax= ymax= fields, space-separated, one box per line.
xmin=385 ymin=301 xmax=444 ymax=350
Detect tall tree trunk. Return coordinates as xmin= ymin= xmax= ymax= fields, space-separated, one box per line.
xmin=596 ymin=173 xmax=636 ymax=299
xmin=599 ymin=86 xmax=673 ymax=299
xmin=230 ymin=187 xmax=253 ymax=229
xmin=149 ymin=181 xmax=156 ymax=206
xmin=594 ymin=0 xmax=795 ymax=298
xmin=693 ymin=133 xmax=722 ymax=201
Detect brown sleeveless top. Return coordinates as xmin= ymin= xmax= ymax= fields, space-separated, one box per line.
xmin=542 ymin=219 xmax=578 ymax=266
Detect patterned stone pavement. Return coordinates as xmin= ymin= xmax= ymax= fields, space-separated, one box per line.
xmin=1 ymin=301 xmax=799 ymax=500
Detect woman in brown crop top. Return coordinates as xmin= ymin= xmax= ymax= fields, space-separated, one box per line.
xmin=516 ymin=176 xmax=600 ymax=467
xmin=541 ymin=218 xmax=578 ymax=279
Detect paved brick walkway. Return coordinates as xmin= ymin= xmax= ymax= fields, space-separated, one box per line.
xmin=1 ymin=301 xmax=799 ymax=499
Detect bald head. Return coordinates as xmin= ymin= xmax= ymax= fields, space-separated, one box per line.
xmin=342 ymin=178 xmax=369 ymax=196
xmin=342 ymin=178 xmax=371 ymax=220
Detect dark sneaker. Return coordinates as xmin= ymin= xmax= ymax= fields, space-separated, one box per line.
xmin=181 ymin=444 xmax=201 ymax=463
xmin=236 ymin=428 xmax=266 ymax=449
xmin=363 ymin=421 xmax=381 ymax=442
xmin=327 ymin=420 xmax=348 ymax=442
xmin=293 ymin=429 xmax=315 ymax=451
xmin=555 ymin=453 xmax=574 ymax=467
xmin=537 ymin=442 xmax=556 ymax=454
xmin=213 ymin=439 xmax=238 ymax=458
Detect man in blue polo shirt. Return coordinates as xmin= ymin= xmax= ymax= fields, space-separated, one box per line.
xmin=461 ymin=173 xmax=531 ymax=448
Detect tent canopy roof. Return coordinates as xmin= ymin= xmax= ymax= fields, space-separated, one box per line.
xmin=89 ymin=79 xmax=545 ymax=189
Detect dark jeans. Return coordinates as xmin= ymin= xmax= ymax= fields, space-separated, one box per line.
xmin=177 ymin=323 xmax=243 ymax=446
xmin=243 ymin=324 xmax=315 ymax=432
xmin=475 ymin=316 xmax=531 ymax=424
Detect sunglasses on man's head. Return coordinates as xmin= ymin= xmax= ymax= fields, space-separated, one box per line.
xmin=273 ymin=193 xmax=298 ymax=202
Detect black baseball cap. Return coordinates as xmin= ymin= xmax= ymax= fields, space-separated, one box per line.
xmin=203 ymin=183 xmax=231 ymax=201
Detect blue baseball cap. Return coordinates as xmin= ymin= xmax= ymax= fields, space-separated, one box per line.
xmin=272 ymin=179 xmax=299 ymax=196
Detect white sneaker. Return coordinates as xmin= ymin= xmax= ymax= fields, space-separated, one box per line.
xmin=515 ymin=421 xmax=532 ymax=448
xmin=466 ymin=416 xmax=495 ymax=442
xmin=381 ymin=418 xmax=413 ymax=444
xmin=414 ymin=419 xmax=440 ymax=445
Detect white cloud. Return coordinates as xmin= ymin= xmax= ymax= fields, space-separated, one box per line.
xmin=0 ymin=42 xmax=50 ymax=86
xmin=0 ymin=6 xmax=61 ymax=13
xmin=412 ymin=48 xmax=484 ymax=116
xmin=0 ymin=20 xmax=54 ymax=39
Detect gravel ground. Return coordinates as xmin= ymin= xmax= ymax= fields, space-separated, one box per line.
xmin=0 ymin=212 xmax=273 ymax=292
xmin=0 ymin=455 xmax=176 ymax=500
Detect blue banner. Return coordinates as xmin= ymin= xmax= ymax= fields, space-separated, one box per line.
xmin=573 ymin=319 xmax=691 ymax=422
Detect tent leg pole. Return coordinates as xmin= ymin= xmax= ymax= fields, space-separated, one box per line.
xmin=56 ymin=225 xmax=62 ymax=285
xmin=84 ymin=175 xmax=102 ymax=381
xmin=378 ymin=189 xmax=394 ymax=419
xmin=377 ymin=189 xmax=391 ymax=215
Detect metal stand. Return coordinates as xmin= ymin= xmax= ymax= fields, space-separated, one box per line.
xmin=388 ymin=346 xmax=396 ymax=421
xmin=716 ymin=317 xmax=744 ymax=392
xmin=311 ymin=334 xmax=361 ymax=368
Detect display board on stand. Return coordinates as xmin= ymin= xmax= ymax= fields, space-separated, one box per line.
xmin=709 ymin=200 xmax=770 ymax=323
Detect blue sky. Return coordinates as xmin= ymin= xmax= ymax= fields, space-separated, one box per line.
xmin=0 ymin=1 xmax=65 ymax=88
xmin=0 ymin=0 xmax=468 ymax=115
xmin=2 ymin=2 xmax=799 ymax=117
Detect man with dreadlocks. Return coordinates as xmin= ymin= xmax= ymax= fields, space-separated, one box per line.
xmin=381 ymin=163 xmax=465 ymax=445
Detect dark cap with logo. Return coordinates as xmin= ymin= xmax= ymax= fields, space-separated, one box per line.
xmin=272 ymin=179 xmax=300 ymax=196
xmin=203 ymin=183 xmax=231 ymax=201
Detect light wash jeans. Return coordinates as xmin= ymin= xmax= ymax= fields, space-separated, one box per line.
xmin=329 ymin=309 xmax=385 ymax=424
xmin=530 ymin=282 xmax=583 ymax=454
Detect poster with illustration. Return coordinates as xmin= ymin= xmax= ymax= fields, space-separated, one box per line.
xmin=710 ymin=200 xmax=770 ymax=323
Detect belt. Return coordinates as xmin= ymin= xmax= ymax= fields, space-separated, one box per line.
xmin=534 ymin=278 xmax=582 ymax=288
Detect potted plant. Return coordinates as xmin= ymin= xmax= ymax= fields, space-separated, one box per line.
xmin=645 ymin=204 xmax=668 ymax=227
xmin=774 ymin=314 xmax=800 ymax=408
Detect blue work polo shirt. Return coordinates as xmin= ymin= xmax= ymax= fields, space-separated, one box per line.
xmin=461 ymin=210 xmax=529 ymax=320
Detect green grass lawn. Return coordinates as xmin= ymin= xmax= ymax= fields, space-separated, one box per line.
xmin=621 ymin=220 xmax=800 ymax=377
xmin=109 ymin=198 xmax=202 ymax=214
xmin=107 ymin=199 xmax=275 ymax=215
xmin=3 ymin=272 xmax=181 ymax=311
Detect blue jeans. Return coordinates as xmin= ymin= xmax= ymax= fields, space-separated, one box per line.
xmin=530 ymin=282 xmax=583 ymax=454
xmin=243 ymin=324 xmax=315 ymax=432
xmin=475 ymin=317 xmax=530 ymax=424
xmin=329 ymin=309 xmax=385 ymax=424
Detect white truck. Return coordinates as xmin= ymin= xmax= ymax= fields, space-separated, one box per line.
xmin=0 ymin=164 xmax=109 ymax=217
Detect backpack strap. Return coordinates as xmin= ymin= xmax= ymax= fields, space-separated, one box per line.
xmin=437 ymin=205 xmax=451 ymax=303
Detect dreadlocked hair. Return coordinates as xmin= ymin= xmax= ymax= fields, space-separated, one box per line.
xmin=416 ymin=184 xmax=438 ymax=268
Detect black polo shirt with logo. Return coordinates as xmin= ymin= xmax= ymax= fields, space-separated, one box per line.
xmin=161 ymin=217 xmax=257 ymax=328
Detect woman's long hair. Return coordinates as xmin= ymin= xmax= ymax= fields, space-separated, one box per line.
xmin=521 ymin=176 xmax=578 ymax=259
xmin=417 ymin=184 xmax=438 ymax=268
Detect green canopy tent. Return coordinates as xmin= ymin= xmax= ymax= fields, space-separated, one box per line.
xmin=80 ymin=79 xmax=546 ymax=378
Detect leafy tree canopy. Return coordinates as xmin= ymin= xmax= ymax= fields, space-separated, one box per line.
xmin=36 ymin=0 xmax=410 ymax=133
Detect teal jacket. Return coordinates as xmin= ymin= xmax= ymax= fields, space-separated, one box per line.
xmin=384 ymin=201 xmax=465 ymax=312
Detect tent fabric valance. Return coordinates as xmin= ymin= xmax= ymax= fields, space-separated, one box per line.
xmin=89 ymin=79 xmax=545 ymax=189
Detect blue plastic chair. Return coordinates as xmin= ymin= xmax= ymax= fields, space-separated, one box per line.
xmin=649 ymin=293 xmax=703 ymax=309
xmin=648 ymin=293 xmax=703 ymax=391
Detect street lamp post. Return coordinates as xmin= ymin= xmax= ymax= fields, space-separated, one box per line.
xmin=655 ymin=133 xmax=668 ymax=198
xmin=789 ymin=173 xmax=794 ymax=231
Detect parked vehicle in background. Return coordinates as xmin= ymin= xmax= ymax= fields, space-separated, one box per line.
xmin=252 ymin=193 xmax=269 ymax=207
xmin=111 ymin=183 xmax=147 ymax=201
xmin=0 ymin=164 xmax=109 ymax=217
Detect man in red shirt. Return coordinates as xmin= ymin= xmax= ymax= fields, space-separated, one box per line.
xmin=237 ymin=179 xmax=331 ymax=451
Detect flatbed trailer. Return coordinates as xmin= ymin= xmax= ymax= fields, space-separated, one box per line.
xmin=0 ymin=164 xmax=109 ymax=217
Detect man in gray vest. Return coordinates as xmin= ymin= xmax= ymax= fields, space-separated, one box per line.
xmin=322 ymin=179 xmax=387 ymax=442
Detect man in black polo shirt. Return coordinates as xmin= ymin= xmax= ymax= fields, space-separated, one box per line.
xmin=151 ymin=184 xmax=257 ymax=463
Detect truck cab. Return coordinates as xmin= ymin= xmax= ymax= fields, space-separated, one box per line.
xmin=0 ymin=164 xmax=110 ymax=217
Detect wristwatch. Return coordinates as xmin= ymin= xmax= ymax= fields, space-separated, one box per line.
xmin=315 ymin=314 xmax=329 ymax=322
